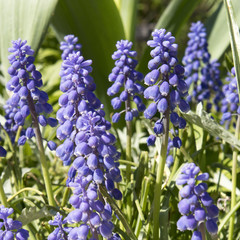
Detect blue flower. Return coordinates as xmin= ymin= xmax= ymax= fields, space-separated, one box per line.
xmin=176 ymin=163 xmax=219 ymax=238
xmin=53 ymin=35 xmax=122 ymax=239
xmin=220 ymin=67 xmax=239 ymax=128
xmin=107 ymin=40 xmax=145 ymax=122
xmin=0 ymin=205 xmax=29 ymax=240
xmin=4 ymin=39 xmax=57 ymax=149
xmin=48 ymin=213 xmax=70 ymax=240
xmin=143 ymin=29 xmax=189 ymax=146
xmin=183 ymin=21 xmax=224 ymax=112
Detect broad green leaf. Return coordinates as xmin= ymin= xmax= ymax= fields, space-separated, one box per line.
xmin=206 ymin=0 xmax=240 ymax=60
xmin=51 ymin=0 xmax=125 ymax=117
xmin=182 ymin=103 xmax=240 ymax=150
xmin=0 ymin=0 xmax=58 ymax=82
xmin=17 ymin=206 xmax=57 ymax=226
xmin=119 ymin=0 xmax=138 ymax=42
xmin=138 ymin=0 xmax=201 ymax=74
xmin=224 ymin=0 xmax=240 ymax=98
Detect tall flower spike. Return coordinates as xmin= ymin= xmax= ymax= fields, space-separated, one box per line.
xmin=107 ymin=40 xmax=145 ymax=122
xmin=182 ymin=21 xmax=224 ymax=112
xmin=0 ymin=205 xmax=29 ymax=240
xmin=56 ymin=36 xmax=101 ymax=167
xmin=52 ymin=35 xmax=122 ymax=239
xmin=5 ymin=39 xmax=58 ymax=149
xmin=144 ymin=29 xmax=189 ymax=146
xmin=220 ymin=67 xmax=239 ymax=128
xmin=176 ymin=163 xmax=219 ymax=239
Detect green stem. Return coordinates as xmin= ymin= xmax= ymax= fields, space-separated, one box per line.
xmin=0 ymin=178 xmax=8 ymax=207
xmin=167 ymin=149 xmax=180 ymax=185
xmin=135 ymin=177 xmax=151 ymax=237
xmin=125 ymin=96 xmax=132 ymax=220
xmin=199 ymin=222 xmax=206 ymax=240
xmin=119 ymin=160 xmax=138 ymax=167
xmin=100 ymin=186 xmax=137 ymax=240
xmin=228 ymin=115 xmax=240 ymax=240
xmin=153 ymin=109 xmax=170 ymax=240
xmin=216 ymin=140 xmax=226 ymax=193
xmin=7 ymin=187 xmax=44 ymax=202
xmin=219 ymin=200 xmax=240 ymax=233
xmin=27 ymin=93 xmax=56 ymax=207
xmin=61 ymin=187 xmax=70 ymax=207
xmin=125 ymin=121 xmax=132 ymax=181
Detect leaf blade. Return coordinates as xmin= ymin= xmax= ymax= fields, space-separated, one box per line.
xmin=0 ymin=0 xmax=58 ymax=81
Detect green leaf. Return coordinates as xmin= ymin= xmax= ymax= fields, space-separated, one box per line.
xmin=206 ymin=0 xmax=240 ymax=60
xmin=182 ymin=103 xmax=240 ymax=150
xmin=17 ymin=206 xmax=57 ymax=226
xmin=0 ymin=0 xmax=58 ymax=81
xmin=119 ymin=0 xmax=138 ymax=42
xmin=138 ymin=0 xmax=201 ymax=74
xmin=51 ymin=0 xmax=125 ymax=117
xmin=224 ymin=0 xmax=240 ymax=99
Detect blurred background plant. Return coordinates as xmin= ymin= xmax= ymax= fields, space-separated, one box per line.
xmin=0 ymin=0 xmax=240 ymax=239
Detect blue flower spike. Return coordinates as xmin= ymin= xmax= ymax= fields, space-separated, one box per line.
xmin=176 ymin=163 xmax=219 ymax=239
xmin=107 ymin=40 xmax=145 ymax=122
xmin=144 ymin=29 xmax=190 ymax=147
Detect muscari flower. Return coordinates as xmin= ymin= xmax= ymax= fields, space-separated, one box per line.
xmin=220 ymin=67 xmax=240 ymax=128
xmin=51 ymin=35 xmax=122 ymax=240
xmin=60 ymin=35 xmax=82 ymax=60
xmin=107 ymin=40 xmax=145 ymax=122
xmin=176 ymin=163 xmax=219 ymax=239
xmin=0 ymin=205 xmax=29 ymax=240
xmin=183 ymin=21 xmax=223 ymax=112
xmin=48 ymin=213 xmax=70 ymax=240
xmin=143 ymin=29 xmax=189 ymax=147
xmin=4 ymin=39 xmax=57 ymax=149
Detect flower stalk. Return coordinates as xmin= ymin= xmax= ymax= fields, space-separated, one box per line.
xmin=153 ymin=109 xmax=170 ymax=239
xmin=27 ymin=93 xmax=56 ymax=207
xmin=228 ymin=115 xmax=240 ymax=240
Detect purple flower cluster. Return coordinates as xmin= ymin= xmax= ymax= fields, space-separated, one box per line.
xmin=183 ymin=21 xmax=223 ymax=112
xmin=4 ymin=39 xmax=58 ymax=147
xmin=176 ymin=163 xmax=218 ymax=239
xmin=51 ymin=35 xmax=122 ymax=239
xmin=56 ymin=37 xmax=101 ymax=166
xmin=0 ymin=205 xmax=29 ymax=240
xmin=107 ymin=40 xmax=145 ymax=123
xmin=221 ymin=67 xmax=240 ymax=127
xmin=144 ymin=29 xmax=189 ymax=147
xmin=48 ymin=213 xmax=70 ymax=240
